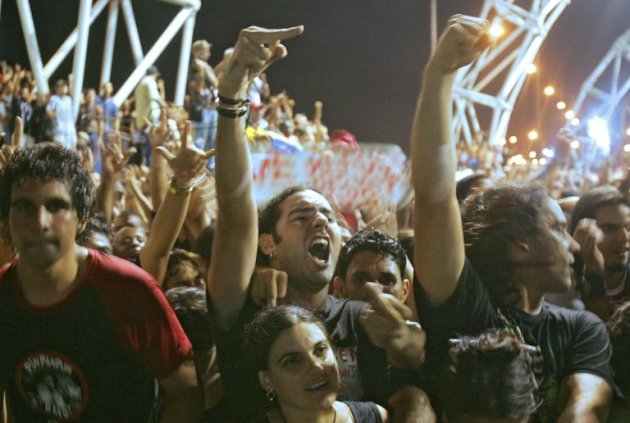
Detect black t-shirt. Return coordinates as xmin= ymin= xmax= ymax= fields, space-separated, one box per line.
xmin=210 ymin=295 xmax=414 ymax=422
xmin=415 ymin=259 xmax=614 ymax=422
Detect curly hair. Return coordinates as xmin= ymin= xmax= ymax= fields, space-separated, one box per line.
xmin=165 ymin=286 xmax=213 ymax=351
xmin=461 ymin=183 xmax=548 ymax=307
xmin=335 ymin=228 xmax=407 ymax=279
xmin=439 ymin=329 xmax=538 ymax=421
xmin=0 ymin=143 xmax=94 ymax=245
xmin=608 ymin=301 xmax=630 ymax=394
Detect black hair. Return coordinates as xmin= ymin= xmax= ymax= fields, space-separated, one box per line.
xmin=439 ymin=329 xmax=538 ymax=420
xmin=256 ymin=185 xmax=323 ymax=266
xmin=335 ymin=228 xmax=407 ymax=279
xmin=165 ymin=286 xmax=213 ymax=351
xmin=456 ymin=173 xmax=489 ymax=203
xmin=569 ymin=185 xmax=627 ymax=234
xmin=0 ymin=143 xmax=94 ymax=245
xmin=164 ymin=249 xmax=205 ymax=290
xmin=608 ymin=301 xmax=630 ymax=395
xmin=462 ymin=183 xmax=549 ymax=307
xmin=244 ymin=305 xmax=328 ymax=373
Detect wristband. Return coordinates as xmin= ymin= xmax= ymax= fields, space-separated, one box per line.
xmin=168 ymin=176 xmax=195 ymax=195
xmin=218 ymin=94 xmax=246 ymax=105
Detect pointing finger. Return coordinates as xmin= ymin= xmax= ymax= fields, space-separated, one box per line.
xmin=241 ymin=25 xmax=304 ymax=44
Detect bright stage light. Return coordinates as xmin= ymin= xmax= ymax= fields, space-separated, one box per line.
xmin=626 ymin=128 xmax=630 ymax=137
xmin=529 ymin=151 xmax=537 ymax=159
xmin=570 ymin=118 xmax=580 ymax=126
xmin=624 ymin=144 xmax=630 ymax=153
xmin=539 ymin=158 xmax=548 ymax=165
xmin=488 ymin=22 xmax=505 ymax=38
xmin=498 ymin=138 xmax=506 ymax=146
xmin=587 ymin=117 xmax=610 ymax=154
xmin=543 ymin=85 xmax=555 ymax=96
xmin=556 ymin=101 xmax=566 ymax=110
xmin=527 ymin=64 xmax=537 ymax=74
xmin=528 ymin=130 xmax=539 ymax=141
xmin=565 ymin=110 xmax=575 ymax=120
xmin=509 ymin=136 xmax=518 ymax=144
xmin=542 ymin=148 xmax=554 ymax=158
xmin=532 ymin=159 xmax=539 ymax=165
xmin=570 ymin=140 xmax=580 ymax=149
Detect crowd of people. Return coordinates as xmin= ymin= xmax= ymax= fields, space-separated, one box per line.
xmin=0 ymin=14 xmax=629 ymax=423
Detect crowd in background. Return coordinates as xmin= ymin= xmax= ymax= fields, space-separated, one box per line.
xmin=0 ymin=17 xmax=630 ymax=423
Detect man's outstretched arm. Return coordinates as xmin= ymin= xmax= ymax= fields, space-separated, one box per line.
xmin=412 ymin=15 xmax=489 ymax=305
xmin=208 ymin=26 xmax=304 ymax=329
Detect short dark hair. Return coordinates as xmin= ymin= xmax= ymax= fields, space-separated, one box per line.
xmin=608 ymin=301 xmax=630 ymax=394
xmin=257 ymin=185 xmax=323 ymax=265
xmin=439 ymin=329 xmax=538 ymax=421
xmin=164 ymin=249 xmax=205 ymax=289
xmin=462 ymin=183 xmax=549 ymax=307
xmin=165 ymin=286 xmax=213 ymax=351
xmin=0 ymin=143 xmax=94 ymax=245
xmin=569 ymin=185 xmax=627 ymax=234
xmin=244 ymin=305 xmax=327 ymax=373
xmin=335 ymin=228 xmax=407 ymax=279
xmin=456 ymin=173 xmax=489 ymax=203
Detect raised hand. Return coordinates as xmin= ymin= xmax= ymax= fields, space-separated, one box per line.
xmin=148 ymin=107 xmax=170 ymax=149
xmin=361 ymin=282 xmax=426 ymax=368
xmin=0 ymin=116 xmax=24 ymax=167
xmin=430 ymin=15 xmax=490 ymax=74
xmin=573 ymin=218 xmax=605 ymax=274
xmin=155 ymin=121 xmax=214 ymax=187
xmin=219 ymin=26 xmax=304 ymax=99
xmin=361 ymin=282 xmax=414 ymax=351
xmin=250 ymin=267 xmax=288 ymax=307
xmin=101 ymin=132 xmax=136 ymax=178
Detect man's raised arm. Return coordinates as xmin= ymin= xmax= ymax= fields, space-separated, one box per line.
xmin=411 ymin=15 xmax=489 ymax=305
xmin=208 ymin=26 xmax=303 ymax=329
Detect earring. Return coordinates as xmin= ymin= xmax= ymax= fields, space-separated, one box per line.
xmin=266 ymin=390 xmax=276 ymax=402
xmin=269 ymin=251 xmax=276 ymax=259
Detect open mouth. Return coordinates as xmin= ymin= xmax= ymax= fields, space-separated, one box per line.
xmin=305 ymin=379 xmax=330 ymax=392
xmin=308 ymin=238 xmax=330 ymax=265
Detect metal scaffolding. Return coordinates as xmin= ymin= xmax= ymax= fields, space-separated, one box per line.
xmin=564 ymin=29 xmax=630 ymax=145
xmin=451 ymin=0 xmax=570 ymax=146
xmin=16 ymin=0 xmax=201 ymax=118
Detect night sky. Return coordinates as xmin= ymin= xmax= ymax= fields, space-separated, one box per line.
xmin=1 ymin=0 xmax=629 ymax=153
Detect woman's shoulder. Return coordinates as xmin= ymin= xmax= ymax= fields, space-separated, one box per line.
xmin=341 ymin=400 xmax=384 ymax=423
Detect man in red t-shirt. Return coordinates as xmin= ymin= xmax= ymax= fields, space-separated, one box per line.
xmin=0 ymin=143 xmax=203 ymax=422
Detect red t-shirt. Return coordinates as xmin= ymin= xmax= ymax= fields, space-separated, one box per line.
xmin=0 ymin=249 xmax=192 ymax=422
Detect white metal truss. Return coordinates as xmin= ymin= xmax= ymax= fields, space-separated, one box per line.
xmin=564 ymin=29 xmax=630 ymax=145
xmin=16 ymin=0 xmax=201 ymax=119
xmin=451 ymin=0 xmax=570 ymax=146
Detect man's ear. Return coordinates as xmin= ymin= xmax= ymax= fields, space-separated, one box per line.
xmin=509 ymin=240 xmax=532 ymax=263
xmin=332 ymin=275 xmax=346 ymax=298
xmin=77 ymin=219 xmax=88 ymax=240
xmin=400 ymin=278 xmax=411 ymax=302
xmin=258 ymin=370 xmax=273 ymax=393
xmin=259 ymin=233 xmax=277 ymax=256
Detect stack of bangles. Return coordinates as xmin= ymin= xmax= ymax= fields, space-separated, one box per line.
xmin=217 ymin=95 xmax=250 ymax=118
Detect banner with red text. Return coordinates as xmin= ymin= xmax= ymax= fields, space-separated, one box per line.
xmin=251 ymin=144 xmax=411 ymax=210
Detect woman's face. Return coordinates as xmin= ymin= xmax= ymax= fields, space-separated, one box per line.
xmin=259 ymin=322 xmax=339 ymax=412
xmin=164 ymin=260 xmax=205 ymax=291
